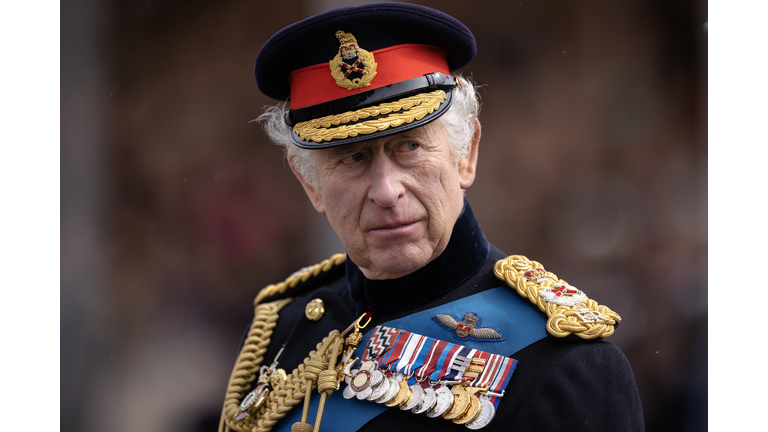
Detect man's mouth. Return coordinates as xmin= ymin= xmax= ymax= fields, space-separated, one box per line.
xmin=366 ymin=220 xmax=422 ymax=235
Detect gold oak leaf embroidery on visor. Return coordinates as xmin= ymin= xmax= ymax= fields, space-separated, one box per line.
xmin=293 ymin=90 xmax=447 ymax=143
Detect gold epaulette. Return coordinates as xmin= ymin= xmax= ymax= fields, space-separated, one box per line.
xmin=253 ymin=253 xmax=347 ymax=307
xmin=494 ymin=255 xmax=621 ymax=340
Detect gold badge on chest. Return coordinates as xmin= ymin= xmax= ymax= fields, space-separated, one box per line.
xmin=330 ymin=31 xmax=378 ymax=90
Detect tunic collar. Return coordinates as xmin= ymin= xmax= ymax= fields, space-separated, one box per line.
xmin=345 ymin=199 xmax=490 ymax=318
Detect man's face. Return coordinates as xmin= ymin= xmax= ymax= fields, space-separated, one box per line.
xmin=293 ymin=120 xmax=479 ymax=280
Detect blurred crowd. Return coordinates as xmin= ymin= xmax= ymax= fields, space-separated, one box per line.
xmin=61 ymin=0 xmax=706 ymax=431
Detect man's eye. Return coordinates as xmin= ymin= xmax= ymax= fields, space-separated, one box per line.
xmin=399 ymin=142 xmax=419 ymax=152
xmin=341 ymin=153 xmax=365 ymax=164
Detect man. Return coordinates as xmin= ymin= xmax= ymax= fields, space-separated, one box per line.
xmin=219 ymin=3 xmax=644 ymax=432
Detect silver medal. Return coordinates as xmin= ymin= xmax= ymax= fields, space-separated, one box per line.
xmin=465 ymin=396 xmax=496 ymax=429
xmin=370 ymin=370 xmax=384 ymax=387
xmin=355 ymin=385 xmax=373 ymax=400
xmin=376 ymin=377 xmax=400 ymax=404
xmin=342 ymin=369 xmax=358 ymax=399
xmin=343 ymin=384 xmax=357 ymax=399
xmin=368 ymin=374 xmax=390 ymax=401
xmin=400 ymin=383 xmax=424 ymax=411
xmin=412 ymin=387 xmax=437 ymax=414
xmin=426 ymin=386 xmax=453 ymax=418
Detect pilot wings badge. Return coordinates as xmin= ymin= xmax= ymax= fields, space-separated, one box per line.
xmin=433 ymin=312 xmax=506 ymax=342
xmin=329 ymin=30 xmax=378 ymax=90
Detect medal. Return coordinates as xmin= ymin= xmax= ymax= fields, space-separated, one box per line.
xmin=400 ymin=383 xmax=424 ymax=411
xmin=377 ymin=376 xmax=400 ymax=404
xmin=442 ymin=385 xmax=471 ymax=420
xmin=412 ymin=386 xmax=437 ymax=414
xmin=368 ymin=369 xmax=391 ymax=401
xmin=425 ymin=386 xmax=453 ymax=418
xmin=466 ymin=395 xmax=496 ymax=429
xmin=346 ymin=324 xmax=517 ymax=429
xmin=350 ymin=361 xmax=375 ymax=391
xmin=343 ymin=360 xmax=386 ymax=401
xmin=385 ymin=375 xmax=412 ymax=408
xmin=453 ymin=393 xmax=482 ymax=425
xmin=235 ymin=382 xmax=268 ymax=421
xmin=342 ymin=372 xmax=357 ymax=400
xmin=355 ymin=386 xmax=373 ymax=400
xmin=235 ymin=345 xmax=286 ymax=422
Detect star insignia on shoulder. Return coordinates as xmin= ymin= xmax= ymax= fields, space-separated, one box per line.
xmin=432 ymin=312 xmax=506 ymax=342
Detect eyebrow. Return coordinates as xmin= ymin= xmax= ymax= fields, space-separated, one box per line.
xmin=322 ymin=127 xmax=432 ymax=160
xmin=324 ymin=143 xmax=366 ymax=159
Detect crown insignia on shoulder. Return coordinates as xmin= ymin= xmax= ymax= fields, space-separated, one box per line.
xmin=494 ymin=255 xmax=621 ymax=339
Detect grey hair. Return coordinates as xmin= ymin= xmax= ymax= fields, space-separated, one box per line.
xmin=256 ymin=75 xmax=481 ymax=188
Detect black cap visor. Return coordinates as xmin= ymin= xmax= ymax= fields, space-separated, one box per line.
xmin=289 ymin=73 xmax=456 ymax=149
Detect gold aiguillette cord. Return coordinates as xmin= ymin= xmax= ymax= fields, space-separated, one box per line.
xmin=292 ymin=312 xmax=372 ymax=432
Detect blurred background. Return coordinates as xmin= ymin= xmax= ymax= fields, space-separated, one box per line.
xmin=61 ymin=0 xmax=707 ymax=431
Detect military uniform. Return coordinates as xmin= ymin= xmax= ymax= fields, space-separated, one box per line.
xmin=219 ymin=203 xmax=644 ymax=431
xmin=218 ymin=3 xmax=645 ymax=431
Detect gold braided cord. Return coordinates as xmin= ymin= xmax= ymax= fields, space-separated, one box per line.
xmin=257 ymin=334 xmax=342 ymax=432
xmin=220 ymin=297 xmax=294 ymax=432
xmin=493 ymin=255 xmax=621 ymax=340
xmin=221 ymin=332 xmax=344 ymax=432
xmin=293 ymin=90 xmax=447 ymax=143
xmin=253 ymin=253 xmax=346 ymax=307
xmin=219 ymin=253 xmax=348 ymax=432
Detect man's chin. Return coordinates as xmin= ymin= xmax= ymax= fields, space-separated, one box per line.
xmin=363 ymin=248 xmax=434 ymax=280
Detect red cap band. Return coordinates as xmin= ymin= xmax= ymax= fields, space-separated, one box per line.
xmin=288 ymin=44 xmax=450 ymax=109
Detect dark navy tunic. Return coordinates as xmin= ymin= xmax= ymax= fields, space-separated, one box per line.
xmin=253 ymin=201 xmax=645 ymax=431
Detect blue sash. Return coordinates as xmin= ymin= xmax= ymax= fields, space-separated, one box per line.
xmin=272 ymin=286 xmax=547 ymax=432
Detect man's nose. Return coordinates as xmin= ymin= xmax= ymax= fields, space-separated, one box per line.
xmin=367 ymin=154 xmax=405 ymax=207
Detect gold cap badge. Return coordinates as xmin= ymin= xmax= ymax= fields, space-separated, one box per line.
xmin=330 ymin=31 xmax=377 ymax=90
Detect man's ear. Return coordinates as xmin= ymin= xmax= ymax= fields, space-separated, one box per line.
xmin=458 ymin=119 xmax=481 ymax=189
xmin=288 ymin=154 xmax=326 ymax=215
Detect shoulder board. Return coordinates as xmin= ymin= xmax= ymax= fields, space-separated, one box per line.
xmin=253 ymin=253 xmax=346 ymax=306
xmin=494 ymin=254 xmax=621 ymax=340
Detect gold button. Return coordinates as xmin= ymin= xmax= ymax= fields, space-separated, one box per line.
xmin=305 ymin=298 xmax=325 ymax=321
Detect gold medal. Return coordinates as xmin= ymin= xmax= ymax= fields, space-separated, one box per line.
xmin=385 ymin=376 xmax=411 ymax=407
xmin=397 ymin=380 xmax=413 ymax=408
xmin=453 ymin=393 xmax=482 ymax=425
xmin=442 ymin=385 xmax=470 ymax=420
